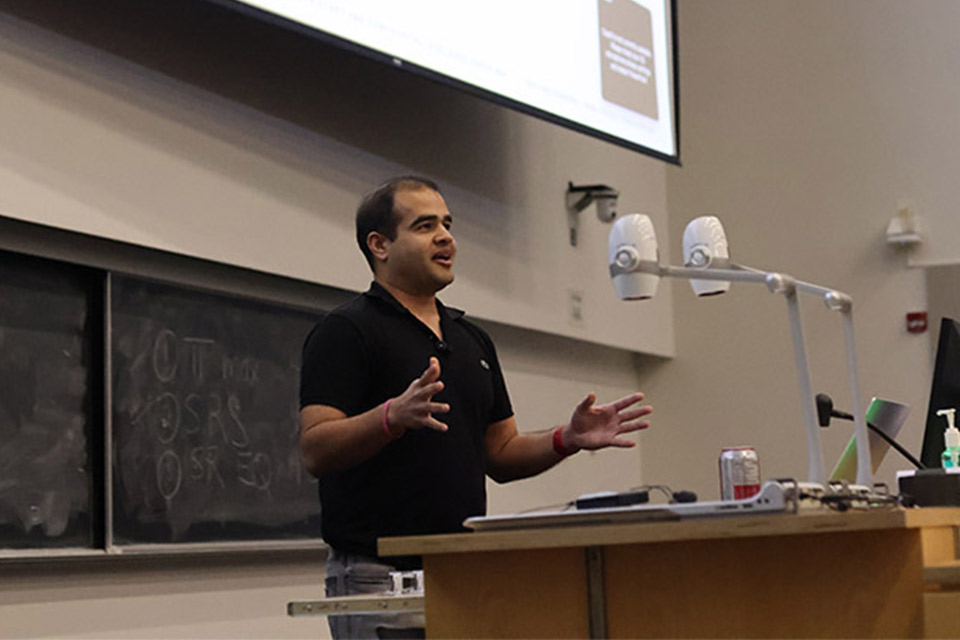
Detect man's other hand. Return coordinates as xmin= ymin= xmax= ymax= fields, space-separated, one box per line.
xmin=564 ymin=391 xmax=652 ymax=452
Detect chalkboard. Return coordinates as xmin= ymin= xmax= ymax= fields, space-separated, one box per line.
xmin=0 ymin=250 xmax=100 ymax=549
xmin=110 ymin=275 xmax=323 ymax=545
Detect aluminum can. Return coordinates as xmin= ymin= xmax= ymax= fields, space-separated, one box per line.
xmin=719 ymin=447 xmax=761 ymax=500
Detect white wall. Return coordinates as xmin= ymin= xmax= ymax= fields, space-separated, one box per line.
xmin=823 ymin=1 xmax=960 ymax=269
xmin=646 ymin=0 xmax=937 ymax=500
xmin=0 ymin=7 xmax=674 ymax=357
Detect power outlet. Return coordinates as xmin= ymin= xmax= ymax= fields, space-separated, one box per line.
xmin=568 ymin=289 xmax=585 ymax=327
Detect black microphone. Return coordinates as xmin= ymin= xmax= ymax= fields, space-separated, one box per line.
xmin=815 ymin=393 xmax=853 ymax=426
xmin=816 ymin=392 xmax=926 ymax=470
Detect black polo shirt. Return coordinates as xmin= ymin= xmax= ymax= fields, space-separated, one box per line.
xmin=300 ymin=282 xmax=513 ymax=566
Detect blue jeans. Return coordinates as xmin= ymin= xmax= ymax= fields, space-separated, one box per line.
xmin=325 ymin=549 xmax=426 ymax=640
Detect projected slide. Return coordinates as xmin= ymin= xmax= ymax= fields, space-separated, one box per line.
xmin=599 ymin=0 xmax=658 ymax=120
xmin=230 ymin=0 xmax=677 ymax=159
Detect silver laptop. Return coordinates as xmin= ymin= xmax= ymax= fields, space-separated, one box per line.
xmin=464 ymin=480 xmax=795 ymax=531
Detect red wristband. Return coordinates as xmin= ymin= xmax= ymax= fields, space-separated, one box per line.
xmin=552 ymin=426 xmax=575 ymax=458
xmin=382 ymin=399 xmax=400 ymax=439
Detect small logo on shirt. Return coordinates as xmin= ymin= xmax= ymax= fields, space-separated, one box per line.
xmin=479 ymin=359 xmax=490 ymax=370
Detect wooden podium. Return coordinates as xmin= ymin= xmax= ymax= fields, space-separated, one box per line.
xmin=379 ymin=507 xmax=960 ymax=638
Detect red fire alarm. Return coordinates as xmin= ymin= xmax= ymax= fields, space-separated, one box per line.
xmin=907 ymin=312 xmax=928 ymax=334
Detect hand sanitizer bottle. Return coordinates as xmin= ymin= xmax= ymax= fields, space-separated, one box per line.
xmin=937 ymin=408 xmax=960 ymax=468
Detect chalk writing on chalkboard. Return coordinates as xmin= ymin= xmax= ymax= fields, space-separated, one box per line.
xmin=111 ymin=275 xmax=322 ymax=544
xmin=0 ymin=251 xmax=99 ymax=549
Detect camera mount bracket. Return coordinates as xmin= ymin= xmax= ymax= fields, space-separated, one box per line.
xmin=566 ymin=181 xmax=619 ymax=246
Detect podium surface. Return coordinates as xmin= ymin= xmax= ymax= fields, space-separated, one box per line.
xmin=379 ymin=507 xmax=960 ymax=638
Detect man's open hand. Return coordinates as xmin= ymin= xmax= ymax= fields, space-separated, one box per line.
xmin=387 ymin=357 xmax=450 ymax=434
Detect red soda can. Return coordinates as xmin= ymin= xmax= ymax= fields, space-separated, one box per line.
xmin=719 ymin=447 xmax=761 ymax=500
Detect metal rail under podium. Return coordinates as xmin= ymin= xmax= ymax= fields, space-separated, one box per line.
xmin=288 ymin=593 xmax=424 ymax=618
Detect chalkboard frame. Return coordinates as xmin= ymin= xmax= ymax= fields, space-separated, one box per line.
xmin=105 ymin=271 xmax=327 ymax=551
xmin=0 ymin=247 xmax=331 ymax=558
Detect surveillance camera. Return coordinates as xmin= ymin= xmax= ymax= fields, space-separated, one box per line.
xmin=595 ymin=194 xmax=618 ymax=222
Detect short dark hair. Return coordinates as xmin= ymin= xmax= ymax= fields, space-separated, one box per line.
xmin=355 ymin=176 xmax=442 ymax=271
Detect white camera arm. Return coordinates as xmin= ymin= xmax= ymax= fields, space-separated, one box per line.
xmin=610 ymin=256 xmax=869 ymax=486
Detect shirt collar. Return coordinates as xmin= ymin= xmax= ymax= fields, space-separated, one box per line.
xmin=364 ymin=281 xmax=465 ymax=320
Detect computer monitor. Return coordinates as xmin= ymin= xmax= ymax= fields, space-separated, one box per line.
xmin=920 ymin=317 xmax=960 ymax=468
